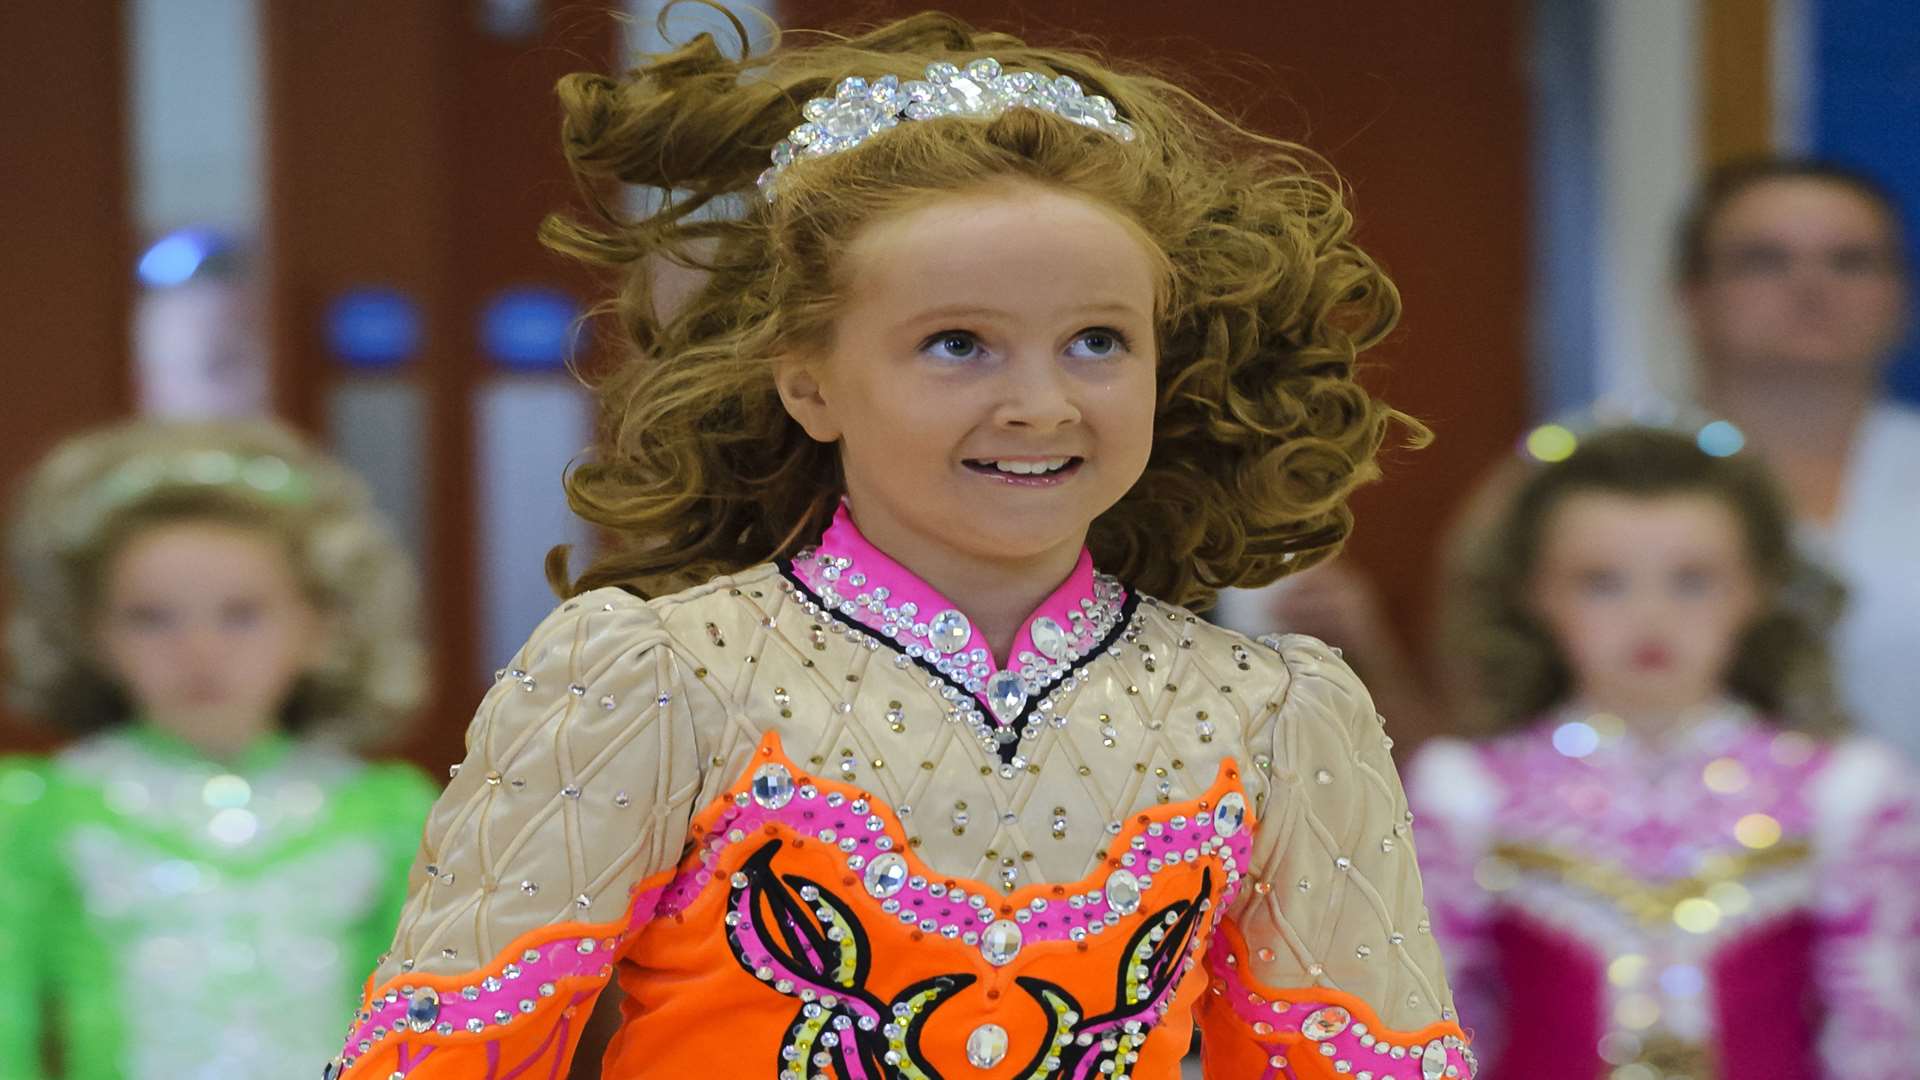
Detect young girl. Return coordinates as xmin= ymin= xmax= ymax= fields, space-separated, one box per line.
xmin=0 ymin=419 xmax=436 ymax=1078
xmin=325 ymin=13 xmax=1475 ymax=1078
xmin=1408 ymin=425 xmax=1920 ymax=1079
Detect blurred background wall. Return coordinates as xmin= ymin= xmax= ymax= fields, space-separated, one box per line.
xmin=1 ymin=0 xmax=1913 ymax=767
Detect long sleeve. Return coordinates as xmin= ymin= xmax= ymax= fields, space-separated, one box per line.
xmin=328 ymin=589 xmax=705 ymax=1079
xmin=1197 ymin=635 xmax=1475 ymax=1078
xmin=0 ymin=758 xmax=52 ymax=1080
xmin=1403 ymin=739 xmax=1506 ymax=1062
xmin=1807 ymin=738 xmax=1920 ymax=1076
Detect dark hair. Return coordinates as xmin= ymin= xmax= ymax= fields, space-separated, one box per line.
xmin=540 ymin=10 xmax=1423 ymax=608
xmin=1675 ymin=155 xmax=1907 ymax=281
xmin=1455 ymin=426 xmax=1843 ymax=732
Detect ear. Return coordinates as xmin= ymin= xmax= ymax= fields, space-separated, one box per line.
xmin=773 ymin=354 xmax=843 ymax=444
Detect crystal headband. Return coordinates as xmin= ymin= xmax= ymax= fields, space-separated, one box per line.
xmin=757 ymin=57 xmax=1136 ymax=199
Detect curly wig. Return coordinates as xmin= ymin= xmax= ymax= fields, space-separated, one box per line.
xmin=542 ymin=9 xmax=1421 ymax=608
xmin=5 ymin=419 xmax=425 ymax=747
xmin=1453 ymin=425 xmax=1843 ymax=734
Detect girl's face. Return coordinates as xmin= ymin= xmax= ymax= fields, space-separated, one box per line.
xmin=95 ymin=520 xmax=326 ymax=756
xmin=1527 ymin=491 xmax=1761 ymax=719
xmin=777 ymin=182 xmax=1159 ymax=578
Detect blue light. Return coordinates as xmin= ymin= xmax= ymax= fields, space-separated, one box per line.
xmin=1552 ymin=721 xmax=1600 ymax=758
xmin=326 ymin=288 xmax=424 ymax=369
xmin=1658 ymin=964 xmax=1705 ymax=998
xmin=137 ymin=230 xmax=215 ymax=287
xmin=480 ymin=287 xmax=581 ymax=371
xmin=1696 ymin=420 xmax=1746 ymax=457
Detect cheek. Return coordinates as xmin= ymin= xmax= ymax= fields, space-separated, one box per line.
xmin=96 ymin=634 xmax=181 ymax=701
xmin=99 ymin=626 xmax=166 ymax=671
xmin=1101 ymin=369 xmax=1159 ymax=463
xmin=1709 ymin=584 xmax=1763 ymax=640
xmin=1537 ymin=591 xmax=1624 ymax=659
xmin=254 ymin=611 xmax=321 ymax=668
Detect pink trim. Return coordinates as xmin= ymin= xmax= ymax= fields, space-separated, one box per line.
xmin=336 ymin=881 xmax=666 ymax=1074
xmin=1470 ymin=708 xmax=1827 ymax=879
xmin=664 ymin=735 xmax=1251 ymax=946
xmin=799 ymin=500 xmax=1103 ymax=673
xmin=336 ymin=736 xmax=1255 ymax=1076
xmin=1206 ymin=927 xmax=1477 ymax=1078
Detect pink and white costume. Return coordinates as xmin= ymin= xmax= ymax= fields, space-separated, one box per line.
xmin=1407 ymin=703 xmax=1920 ymax=1078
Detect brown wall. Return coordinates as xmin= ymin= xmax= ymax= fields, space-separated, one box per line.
xmin=779 ymin=0 xmax=1536 ymax=742
xmin=266 ymin=2 xmax=616 ymax=768
xmin=0 ymin=3 xmax=133 ymax=751
xmin=3 ymin=3 xmax=1530 ymax=764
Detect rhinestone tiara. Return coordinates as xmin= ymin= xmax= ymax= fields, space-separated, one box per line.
xmin=757 ymin=57 xmax=1136 ymax=199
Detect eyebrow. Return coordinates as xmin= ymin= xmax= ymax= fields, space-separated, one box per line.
xmin=894 ymin=301 xmax=1148 ymax=327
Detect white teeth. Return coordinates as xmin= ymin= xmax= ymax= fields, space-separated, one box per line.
xmin=983 ymin=458 xmax=1072 ymax=476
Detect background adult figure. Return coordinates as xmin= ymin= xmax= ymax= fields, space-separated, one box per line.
xmin=1679 ymin=158 xmax=1918 ymax=758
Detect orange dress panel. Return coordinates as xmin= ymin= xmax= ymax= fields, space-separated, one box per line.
xmin=600 ymin=735 xmax=1250 ymax=1078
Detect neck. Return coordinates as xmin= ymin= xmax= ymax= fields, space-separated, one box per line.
xmin=1703 ymin=365 xmax=1873 ymax=457
xmin=144 ymin=712 xmax=275 ymax=763
xmin=843 ymin=509 xmax=1084 ymax=662
xmin=1701 ymin=365 xmax=1874 ymax=523
xmin=1570 ymin=692 xmax=1730 ymax=747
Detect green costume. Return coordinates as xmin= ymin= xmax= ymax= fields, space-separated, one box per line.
xmin=0 ymin=727 xmax=433 ymax=1078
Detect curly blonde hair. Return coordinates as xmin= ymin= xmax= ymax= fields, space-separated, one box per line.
xmin=1452 ymin=426 xmax=1843 ymax=734
xmin=5 ymin=419 xmax=425 ymax=747
xmin=543 ymin=9 xmax=1421 ymax=608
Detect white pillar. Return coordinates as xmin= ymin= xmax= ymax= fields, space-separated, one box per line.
xmin=127 ymin=0 xmax=263 ymax=235
xmin=1592 ymin=0 xmax=1702 ymax=409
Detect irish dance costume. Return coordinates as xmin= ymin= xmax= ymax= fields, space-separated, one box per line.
xmin=1409 ymin=704 xmax=1920 ymax=1078
xmin=328 ymin=506 xmax=1473 ymax=1078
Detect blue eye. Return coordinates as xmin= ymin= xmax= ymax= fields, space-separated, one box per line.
xmin=921 ymin=331 xmax=983 ymax=362
xmin=1066 ymin=328 xmax=1129 ymax=360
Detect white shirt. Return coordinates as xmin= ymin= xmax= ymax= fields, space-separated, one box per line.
xmin=1826 ymin=399 xmax=1920 ymax=759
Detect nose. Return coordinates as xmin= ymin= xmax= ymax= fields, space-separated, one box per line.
xmin=180 ymin=620 xmax=228 ymax=668
xmin=992 ymin=350 xmax=1080 ymax=430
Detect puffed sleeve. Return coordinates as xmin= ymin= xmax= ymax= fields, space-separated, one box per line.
xmin=1807 ymin=738 xmax=1920 ymax=1074
xmin=1197 ymin=635 xmax=1476 ymax=1078
xmin=328 ymin=588 xmax=705 ymax=1079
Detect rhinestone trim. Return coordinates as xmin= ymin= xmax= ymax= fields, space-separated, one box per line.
xmin=778 ymin=557 xmax=1138 ymax=773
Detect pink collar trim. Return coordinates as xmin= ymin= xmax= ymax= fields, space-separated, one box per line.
xmin=785 ymin=503 xmax=1131 ymax=737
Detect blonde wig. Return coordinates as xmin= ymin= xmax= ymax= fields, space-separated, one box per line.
xmin=6 ymin=419 xmax=425 ymax=748
xmin=543 ymin=10 xmax=1424 ymax=608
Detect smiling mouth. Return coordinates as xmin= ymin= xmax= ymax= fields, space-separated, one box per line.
xmin=963 ymin=456 xmax=1084 ymax=484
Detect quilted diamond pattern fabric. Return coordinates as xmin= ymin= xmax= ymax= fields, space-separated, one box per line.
xmin=348 ymin=563 xmax=1463 ymax=1076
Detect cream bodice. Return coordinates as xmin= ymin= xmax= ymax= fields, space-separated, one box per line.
xmin=375 ymin=561 xmax=1456 ymax=1032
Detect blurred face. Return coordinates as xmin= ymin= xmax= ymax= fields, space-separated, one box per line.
xmin=134 ymin=281 xmax=271 ymax=418
xmin=95 ymin=521 xmax=324 ymax=756
xmin=1528 ymin=492 xmax=1761 ymax=719
xmin=1686 ymin=178 xmax=1909 ymax=379
xmin=777 ymin=183 xmax=1159 ymax=576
